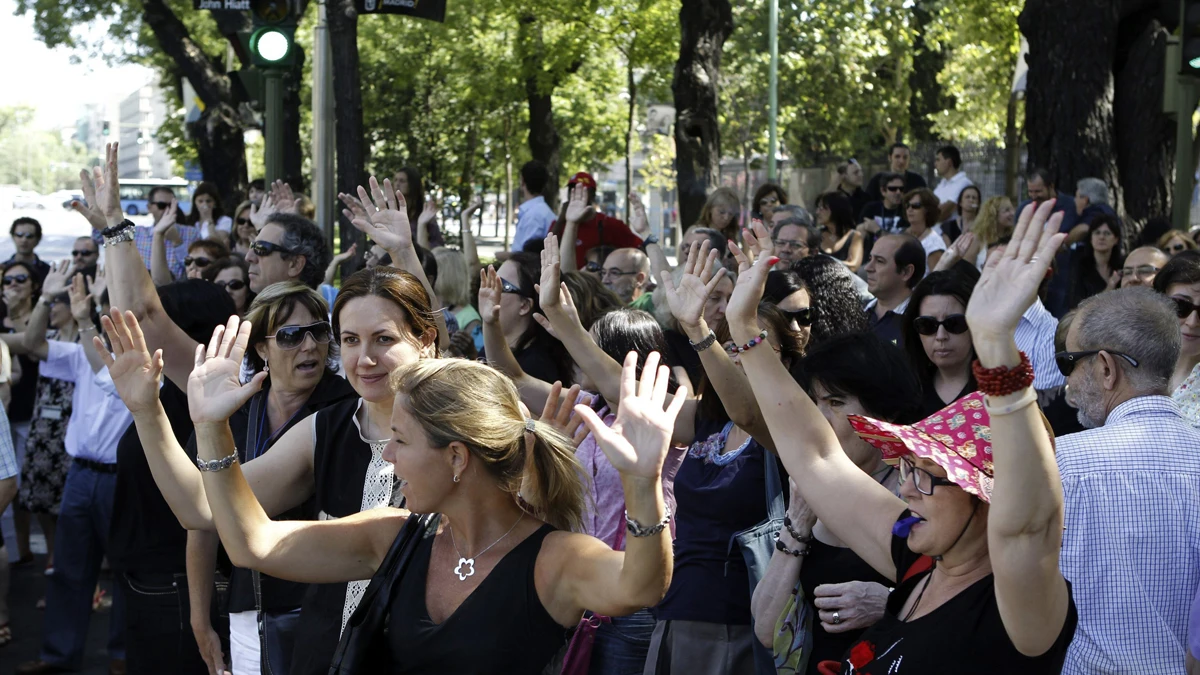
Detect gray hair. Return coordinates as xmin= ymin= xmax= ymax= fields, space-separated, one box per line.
xmin=265 ymin=212 xmax=331 ymax=290
xmin=1076 ymin=178 xmax=1109 ymax=207
xmin=1074 ymin=286 xmax=1179 ymax=394
xmin=775 ymin=203 xmax=814 ymax=227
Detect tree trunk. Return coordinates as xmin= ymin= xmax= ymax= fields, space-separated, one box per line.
xmin=672 ymin=0 xmax=733 ymax=229
xmin=328 ymin=0 xmax=368 ymax=267
xmin=626 ymin=51 xmax=637 ymax=224
xmin=908 ymin=0 xmax=950 ymax=142
xmin=283 ymin=51 xmax=306 ymax=188
xmin=519 ymin=15 xmax=563 ymax=206
xmin=459 ymin=122 xmax=479 ymax=205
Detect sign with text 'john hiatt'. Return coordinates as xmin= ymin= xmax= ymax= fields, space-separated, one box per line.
xmin=356 ymin=0 xmax=446 ymax=22
xmin=193 ymin=0 xmax=252 ymax=10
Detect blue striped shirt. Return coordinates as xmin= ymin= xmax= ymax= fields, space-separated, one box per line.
xmin=1014 ymin=298 xmax=1065 ymax=391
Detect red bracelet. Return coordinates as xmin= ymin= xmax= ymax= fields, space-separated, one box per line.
xmin=972 ymin=351 xmax=1034 ymax=397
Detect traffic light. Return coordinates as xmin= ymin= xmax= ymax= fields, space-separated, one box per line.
xmin=102 ymin=121 xmax=110 ymax=137
xmin=249 ymin=0 xmax=298 ymax=67
xmin=1183 ymin=0 xmax=1200 ymax=75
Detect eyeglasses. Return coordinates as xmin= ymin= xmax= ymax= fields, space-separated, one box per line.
xmin=1120 ymin=264 xmax=1160 ymax=280
xmin=601 ymin=268 xmax=638 ymax=281
xmin=151 ymin=201 xmax=172 ymax=210
xmin=184 ymin=256 xmax=212 ymax=268
xmin=906 ymin=202 xmax=923 ymax=210
xmin=760 ymin=196 xmax=780 ymax=207
xmin=2 ymin=274 xmax=29 ymax=286
xmin=251 ymin=241 xmax=293 ymax=258
xmin=215 ymin=279 xmax=247 ymax=292
xmin=71 ymin=249 xmax=97 ymax=258
xmin=1055 ymin=349 xmax=1140 ymax=377
xmin=584 ymin=261 xmax=603 ymax=273
xmin=782 ymin=307 xmax=814 ymax=327
xmin=236 ymin=217 xmax=251 ymax=226
xmin=267 ymin=321 xmax=332 ymax=350
xmin=773 ymin=239 xmax=807 ymax=251
xmin=499 ymin=277 xmax=528 ymax=297
xmin=11 ymin=232 xmax=37 ymax=240
xmin=899 ymin=457 xmax=957 ymax=496
xmin=1173 ymin=296 xmax=1200 ymax=320
xmin=912 ymin=314 xmax=969 ymax=336
xmin=885 ymin=185 xmax=905 ymax=193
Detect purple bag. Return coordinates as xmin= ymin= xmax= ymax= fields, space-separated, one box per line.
xmin=560 ymin=612 xmax=611 ymax=675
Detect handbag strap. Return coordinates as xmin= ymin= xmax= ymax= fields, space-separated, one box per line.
xmin=764 ymin=449 xmax=785 ymax=520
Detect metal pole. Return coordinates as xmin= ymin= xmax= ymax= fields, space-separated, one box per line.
xmin=767 ymin=0 xmax=779 ymax=181
xmin=1176 ymin=77 xmax=1197 ymax=232
xmin=264 ymin=69 xmax=284 ymax=185
xmin=313 ymin=0 xmax=335 ymax=240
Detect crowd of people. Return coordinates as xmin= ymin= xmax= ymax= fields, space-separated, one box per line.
xmin=0 ymin=139 xmax=1198 ymax=675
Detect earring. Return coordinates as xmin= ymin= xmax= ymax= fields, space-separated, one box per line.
xmin=263 ymin=360 xmax=269 ymax=373
xmin=453 ymin=474 xmax=460 ymax=483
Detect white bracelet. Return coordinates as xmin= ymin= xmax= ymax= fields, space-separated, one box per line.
xmin=983 ymin=388 xmax=1038 ymax=416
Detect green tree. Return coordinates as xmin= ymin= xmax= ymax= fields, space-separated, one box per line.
xmin=0 ymin=105 xmax=92 ymax=192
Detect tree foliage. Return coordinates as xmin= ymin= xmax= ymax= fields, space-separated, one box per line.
xmin=0 ymin=105 xmax=92 ymax=192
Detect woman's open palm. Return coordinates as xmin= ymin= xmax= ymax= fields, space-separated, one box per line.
xmin=187 ymin=315 xmax=266 ymax=425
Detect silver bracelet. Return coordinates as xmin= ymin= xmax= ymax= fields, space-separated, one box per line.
xmin=195 ymin=452 xmax=239 ymax=472
xmin=103 ymin=226 xmax=135 ymax=248
xmin=625 ymin=505 xmax=672 ymax=538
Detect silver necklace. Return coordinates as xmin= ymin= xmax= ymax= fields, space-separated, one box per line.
xmin=448 ymin=513 xmax=524 ymax=581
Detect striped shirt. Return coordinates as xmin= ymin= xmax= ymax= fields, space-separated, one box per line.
xmin=1057 ymin=396 xmax=1200 ymax=674
xmin=1014 ymin=298 xmax=1065 ymax=391
xmin=0 ymin=404 xmax=14 ymax=480
xmin=93 ymin=224 xmax=200 ymax=280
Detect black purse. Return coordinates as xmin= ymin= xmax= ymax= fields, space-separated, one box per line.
xmin=327 ymin=513 xmax=440 ymax=675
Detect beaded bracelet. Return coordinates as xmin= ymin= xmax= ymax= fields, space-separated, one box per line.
xmin=972 ymin=351 xmax=1034 ymax=397
xmin=784 ymin=515 xmax=812 ymax=543
xmin=726 ymin=330 xmax=769 ymax=355
xmin=774 ymin=532 xmax=809 ymax=557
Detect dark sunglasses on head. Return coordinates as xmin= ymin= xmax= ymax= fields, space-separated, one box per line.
xmin=1055 ymin=349 xmax=1140 ymax=377
xmin=251 ymin=241 xmax=293 ymax=258
xmin=1173 ymin=296 xmax=1200 ymax=320
xmin=72 ymin=249 xmax=96 ymax=258
xmin=885 ymin=185 xmax=905 ymax=192
xmin=236 ymin=217 xmax=251 ymax=226
xmin=782 ymin=307 xmax=814 ymax=327
xmin=912 ymin=314 xmax=969 ymax=336
xmin=267 ymin=321 xmax=333 ymax=350
xmin=152 ymin=201 xmax=172 ymax=210
xmin=215 ymin=279 xmax=247 ymax=292
xmin=2 ymin=274 xmax=29 ymax=286
xmin=184 ymin=256 xmax=212 ymax=268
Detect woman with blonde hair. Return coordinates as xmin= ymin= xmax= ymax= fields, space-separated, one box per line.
xmin=432 ymin=246 xmax=480 ymax=338
xmin=1159 ymin=229 xmax=1199 ymax=257
xmin=961 ymin=196 xmax=1017 ymax=269
xmin=230 ymin=201 xmax=256 ymax=257
xmin=694 ymin=187 xmax=742 ymax=242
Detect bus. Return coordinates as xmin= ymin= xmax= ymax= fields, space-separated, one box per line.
xmin=119 ymin=178 xmax=191 ymax=216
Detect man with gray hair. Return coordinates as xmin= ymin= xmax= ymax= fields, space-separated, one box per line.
xmin=245 ymin=212 xmax=331 ymax=293
xmin=600 ymin=248 xmax=651 ymax=304
xmin=1071 ymin=177 xmax=1117 ymax=244
xmin=1056 ymin=286 xmax=1200 ymax=673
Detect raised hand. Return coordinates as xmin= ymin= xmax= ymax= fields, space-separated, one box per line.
xmin=344 ymin=176 xmax=412 ymax=253
xmin=417 ymin=199 xmax=438 ymax=228
xmin=478 ymin=266 xmax=502 ymax=325
xmin=271 ymin=180 xmax=297 ymax=214
xmin=574 ymin=352 xmax=687 ymax=480
xmin=659 ymin=240 xmax=726 ymax=331
xmin=68 ymin=274 xmax=93 ymax=324
xmin=95 ymin=309 xmax=165 ymax=415
xmin=936 ymin=231 xmax=976 ymax=272
xmin=564 ymin=183 xmax=590 ymax=223
xmin=966 ymin=200 xmax=1064 ymax=343
xmin=41 ymin=260 xmax=75 ymax=299
xmin=89 ymin=265 xmax=108 ymax=305
xmin=538 ymin=233 xmax=563 ymax=315
xmin=332 ymin=242 xmax=358 ymax=265
xmin=153 ymin=199 xmax=179 ymax=236
xmin=628 ymin=192 xmax=651 ymax=238
xmin=187 ymin=315 xmax=268 ymax=425
xmin=462 ymin=197 xmax=483 ymax=221
xmin=249 ymin=194 xmax=277 ymax=231
xmin=72 ymin=143 xmax=123 ymax=230
xmin=725 ymin=220 xmax=778 ymax=332
xmin=541 ymin=381 xmax=592 ymax=449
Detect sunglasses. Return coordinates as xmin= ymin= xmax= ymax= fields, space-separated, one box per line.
xmin=885 ymin=185 xmax=905 ymax=192
xmin=912 ymin=314 xmax=969 ymax=336
xmin=1055 ymin=349 xmax=1140 ymax=377
xmin=267 ymin=321 xmax=333 ymax=350
xmin=72 ymin=249 xmax=97 ymax=258
xmin=215 ymin=279 xmax=247 ymax=292
xmin=584 ymin=261 xmax=603 ymax=273
xmin=499 ymin=277 xmax=528 ymax=296
xmin=1173 ymin=296 xmax=1200 ymax=320
xmin=898 ymin=457 xmax=957 ymax=497
xmin=3 ymin=274 xmax=29 ymax=286
xmin=1169 ymin=243 xmax=1188 ymax=254
xmin=184 ymin=256 xmax=212 ymax=268
xmin=236 ymin=217 xmax=251 ymax=226
xmin=906 ymin=202 xmax=923 ymax=210
xmin=152 ymin=201 xmax=172 ymax=210
xmin=11 ymin=232 xmax=37 ymax=240
xmin=782 ymin=307 xmax=814 ymax=327
xmin=251 ymin=241 xmax=293 ymax=258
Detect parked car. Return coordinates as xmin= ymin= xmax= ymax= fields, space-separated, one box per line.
xmin=11 ymin=191 xmax=46 ymax=209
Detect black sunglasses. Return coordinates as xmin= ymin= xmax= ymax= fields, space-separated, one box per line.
xmin=251 ymin=241 xmax=293 ymax=258
xmin=11 ymin=232 xmax=37 ymax=240
xmin=1173 ymin=296 xmax=1200 ymax=320
xmin=912 ymin=314 xmax=969 ymax=336
xmin=584 ymin=261 xmax=603 ymax=273
xmin=267 ymin=321 xmax=333 ymax=350
xmin=782 ymin=307 xmax=814 ymax=327
xmin=152 ymin=201 xmax=172 ymax=210
xmin=236 ymin=217 xmax=251 ymax=226
xmin=215 ymin=279 xmax=247 ymax=292
xmin=899 ymin=457 xmax=957 ymax=496
xmin=885 ymin=185 xmax=905 ymax=192
xmin=499 ymin=277 xmax=528 ymax=297
xmin=72 ymin=249 xmax=97 ymax=257
xmin=1055 ymin=349 xmax=1140 ymax=377
xmin=906 ymin=202 xmax=923 ymax=210
xmin=3 ymin=274 xmax=29 ymax=286
xmin=184 ymin=256 xmax=212 ymax=268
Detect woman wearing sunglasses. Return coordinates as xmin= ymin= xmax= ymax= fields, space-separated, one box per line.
xmin=230 ymin=201 xmax=256 ymax=258
xmin=479 ymin=251 xmax=575 ymax=386
xmin=202 ymin=257 xmax=256 ymax=315
xmin=727 ymin=213 xmax=1076 ymax=674
xmin=903 ymin=270 xmax=979 ymax=417
xmin=782 ymin=257 xmax=870 ymax=348
xmin=1153 ymin=250 xmax=1200 ymax=427
xmin=902 ymin=188 xmax=946 ymax=273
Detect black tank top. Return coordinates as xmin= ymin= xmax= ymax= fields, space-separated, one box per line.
xmin=798 ymin=538 xmax=893 ymax=673
xmin=386 ymin=523 xmax=568 ymax=674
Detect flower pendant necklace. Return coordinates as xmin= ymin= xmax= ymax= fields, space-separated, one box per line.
xmin=448 ymin=512 xmax=524 ymax=581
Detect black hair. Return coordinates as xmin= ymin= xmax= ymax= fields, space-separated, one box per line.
xmin=1076 ymin=215 xmax=1126 ymax=287
xmin=937 ymin=145 xmax=962 ymax=169
xmin=185 ymin=181 xmax=226 ymax=226
xmin=202 ymin=256 xmax=257 ymax=313
xmin=753 ymin=183 xmax=789 ymax=216
xmin=249 ymin=179 xmax=266 ymax=192
xmin=2 ymin=260 xmax=43 ymax=299
xmin=395 ymin=166 xmax=426 ymax=226
xmin=889 ymin=142 xmax=910 ymax=155
xmin=589 ymin=309 xmax=678 ymax=398
xmin=521 ymin=237 xmax=546 ymax=255
xmin=795 ymin=332 xmax=923 ymax=425
xmin=10 ymin=217 xmax=42 ymax=240
xmin=158 ymin=278 xmax=237 ymax=345
xmin=148 ymin=186 xmax=177 ymax=203
xmin=521 ymin=160 xmax=550 ymax=196
xmin=263 ymin=212 xmax=332 ymax=290
xmin=1028 ymin=167 xmax=1055 ymax=188
xmin=1140 ymin=216 xmax=1173 ymax=249
xmin=892 ymin=234 xmax=927 ymax=289
xmin=815 ymin=191 xmax=855 ymax=238
xmin=788 ymin=258 xmax=870 ymax=346
xmin=878 ymin=172 xmax=904 ymax=195
xmin=509 ymin=252 xmax=575 ymax=385
xmin=1153 ymin=249 xmax=1200 ymax=294
xmin=902 ymin=270 xmax=978 ymax=388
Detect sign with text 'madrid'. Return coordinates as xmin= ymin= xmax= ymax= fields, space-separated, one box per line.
xmin=356 ymin=0 xmax=447 ymax=22
xmin=193 ymin=0 xmax=252 ymax=9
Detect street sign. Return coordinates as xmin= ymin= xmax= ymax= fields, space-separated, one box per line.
xmin=356 ymin=0 xmax=447 ymax=23
xmin=193 ymin=0 xmax=252 ymax=9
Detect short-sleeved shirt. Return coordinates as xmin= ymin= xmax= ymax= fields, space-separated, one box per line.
xmin=834 ymin=511 xmax=1078 ymax=674
xmin=865 ymin=297 xmax=909 ymax=348
xmin=551 ymin=213 xmax=643 ymax=269
xmin=40 ymin=340 xmax=132 ymax=463
xmin=865 ymin=171 xmax=927 ymax=201
xmin=933 ymin=172 xmax=974 ymax=206
xmin=512 ymin=196 xmax=558 ymax=252
xmin=92 ymin=225 xmax=200 ymax=280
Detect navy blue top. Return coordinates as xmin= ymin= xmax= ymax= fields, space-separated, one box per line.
xmin=655 ymin=418 xmax=769 ymax=625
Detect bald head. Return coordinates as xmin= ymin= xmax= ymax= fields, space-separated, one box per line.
xmin=602 ymin=248 xmax=651 ymax=303
xmin=1120 ymin=246 xmax=1171 ymax=288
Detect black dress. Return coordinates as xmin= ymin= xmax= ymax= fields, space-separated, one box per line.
xmin=799 ymin=537 xmax=895 ymax=674
xmin=387 ymin=523 xmax=568 ymax=674
xmin=289 ymin=397 xmax=407 ymax=675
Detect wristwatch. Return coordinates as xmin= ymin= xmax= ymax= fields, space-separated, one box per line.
xmin=102 ymin=219 xmax=136 ymax=247
xmin=638 ymin=234 xmax=659 ymax=251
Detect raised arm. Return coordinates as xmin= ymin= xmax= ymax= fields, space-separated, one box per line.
xmin=727 ymin=222 xmax=906 ymax=581
xmin=416 ymin=199 xmax=437 ymax=250
xmin=324 ymin=242 xmax=358 ymax=287
xmin=965 ymin=200 xmax=1070 ymax=657
xmin=545 ymin=352 xmax=684 ymax=617
xmin=557 ymin=185 xmax=591 ymax=273
xmin=150 ymin=201 xmax=181 ymax=287
xmin=23 ymin=261 xmax=73 ymax=361
xmin=478 ymin=264 xmax=557 ymax=412
xmin=628 ymin=192 xmax=672 ymax=281
xmin=67 ymin=273 xmax=104 ymax=373
xmin=460 ymin=198 xmax=482 ymax=271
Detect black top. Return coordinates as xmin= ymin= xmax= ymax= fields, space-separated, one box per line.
xmin=799 ymin=538 xmax=894 ymax=674
xmin=218 ymin=371 xmax=357 ymax=614
xmin=290 ymin=396 xmax=406 ymax=675
xmin=839 ymin=187 xmax=872 ymax=221
xmin=515 ymin=333 xmax=570 ymax=385
xmin=836 ymin=511 xmax=1077 ymax=674
xmin=108 ymin=379 xmax=192 ymax=574
xmin=918 ymin=377 xmax=976 ymax=417
xmin=865 ymin=171 xmax=927 ymax=202
xmin=865 ymin=303 xmax=907 ymax=349
xmin=858 ymin=202 xmax=907 ymax=235
xmin=387 ymin=523 xmax=568 ymax=674
xmin=1064 ymin=248 xmax=1120 ymax=315
xmin=940 ymin=217 xmax=964 ymax=244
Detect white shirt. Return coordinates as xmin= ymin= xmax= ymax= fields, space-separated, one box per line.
xmin=933 ymin=171 xmax=974 ymax=205
xmin=198 ymin=215 xmax=233 ymax=239
xmin=917 ymin=230 xmax=946 ymax=277
xmin=39 ymin=341 xmax=133 ymax=463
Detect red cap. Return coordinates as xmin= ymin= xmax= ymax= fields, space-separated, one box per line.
xmin=568 ymin=172 xmax=597 ymax=190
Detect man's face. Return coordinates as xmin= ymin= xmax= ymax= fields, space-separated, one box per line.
xmin=600 ymin=251 xmax=644 ymax=303
xmin=148 ymin=189 xmax=175 ymax=221
xmin=248 ymin=186 xmax=265 ymax=206
xmin=934 ymin=153 xmax=951 ymax=177
xmin=245 ymin=223 xmax=298 ymax=293
xmin=890 ymin=147 xmax=910 ymax=173
xmin=1063 ymin=321 xmax=1109 ymax=429
xmin=882 ymin=179 xmax=905 ymax=208
xmin=864 ymin=236 xmax=909 ymax=297
xmin=72 ymin=238 xmax=99 ymax=269
xmin=11 ymin=223 xmax=39 ymax=255
xmin=772 ymin=225 xmax=809 ymax=265
xmin=1120 ymin=248 xmax=1168 ymax=288
xmin=1028 ymin=177 xmax=1052 ymax=203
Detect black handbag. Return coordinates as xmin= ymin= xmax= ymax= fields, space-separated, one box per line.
xmin=327 ymin=513 xmax=440 ymax=675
